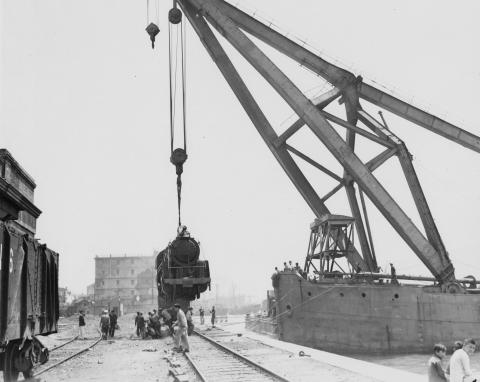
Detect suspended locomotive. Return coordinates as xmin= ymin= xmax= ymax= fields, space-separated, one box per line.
xmin=156 ymin=226 xmax=210 ymax=310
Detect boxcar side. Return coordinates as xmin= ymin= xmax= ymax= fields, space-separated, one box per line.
xmin=0 ymin=222 xmax=59 ymax=380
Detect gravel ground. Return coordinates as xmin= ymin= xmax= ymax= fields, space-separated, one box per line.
xmin=2 ymin=314 xmax=195 ymax=382
xmin=198 ymin=327 xmax=381 ymax=382
xmin=1 ymin=314 xmax=384 ymax=381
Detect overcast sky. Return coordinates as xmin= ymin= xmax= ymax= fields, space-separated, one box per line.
xmin=1 ymin=0 xmax=479 ymax=299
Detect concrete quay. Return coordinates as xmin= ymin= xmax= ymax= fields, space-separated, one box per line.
xmin=214 ymin=321 xmax=425 ymax=382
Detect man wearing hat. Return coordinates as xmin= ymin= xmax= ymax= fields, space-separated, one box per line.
xmin=172 ymin=303 xmax=190 ymax=352
xmin=78 ymin=311 xmax=86 ymax=340
xmin=99 ymin=310 xmax=110 ymax=340
xmin=109 ymin=309 xmax=118 ymax=338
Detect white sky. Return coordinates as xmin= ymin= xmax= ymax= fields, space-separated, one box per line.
xmin=1 ymin=0 xmax=479 ymax=299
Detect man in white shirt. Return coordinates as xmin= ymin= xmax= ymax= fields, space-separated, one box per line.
xmin=172 ymin=303 xmax=190 ymax=353
xmin=449 ymin=338 xmax=476 ymax=382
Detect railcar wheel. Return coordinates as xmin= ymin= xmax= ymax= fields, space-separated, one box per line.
xmin=3 ymin=342 xmax=19 ymax=382
xmin=22 ymin=368 xmax=33 ymax=379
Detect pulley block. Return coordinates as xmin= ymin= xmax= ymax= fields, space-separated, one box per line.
xmin=169 ymin=7 xmax=182 ymax=24
xmin=145 ymin=22 xmax=160 ymax=49
xmin=171 ymin=148 xmax=188 ymax=175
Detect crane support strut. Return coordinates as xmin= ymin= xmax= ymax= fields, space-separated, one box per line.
xmin=177 ymin=0 xmax=480 ymax=284
xmin=179 ymin=0 xmax=368 ymax=272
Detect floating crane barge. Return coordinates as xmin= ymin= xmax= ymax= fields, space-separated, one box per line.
xmin=163 ymin=0 xmax=480 ymax=354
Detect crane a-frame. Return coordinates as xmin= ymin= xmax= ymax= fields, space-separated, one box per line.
xmin=170 ymin=0 xmax=480 ymax=287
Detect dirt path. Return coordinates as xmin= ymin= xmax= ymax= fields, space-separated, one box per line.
xmin=32 ymin=314 xmax=196 ymax=382
xmin=1 ymin=314 xmax=395 ymax=381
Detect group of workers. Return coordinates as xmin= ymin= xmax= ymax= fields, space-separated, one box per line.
xmin=428 ymin=338 xmax=477 ymax=382
xmin=79 ymin=304 xmax=217 ymax=355
xmin=78 ymin=309 xmax=118 ymax=340
xmin=276 ymin=261 xmax=400 ymax=284
xmin=134 ymin=310 xmax=163 ymax=338
xmin=129 ymin=304 xmax=216 ymax=353
xmin=99 ymin=309 xmax=118 ymax=339
xmin=274 ymin=261 xmax=307 ymax=279
xmin=280 ymin=260 xmax=301 ymax=272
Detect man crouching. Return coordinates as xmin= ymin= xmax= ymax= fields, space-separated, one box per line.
xmin=172 ymin=303 xmax=190 ymax=353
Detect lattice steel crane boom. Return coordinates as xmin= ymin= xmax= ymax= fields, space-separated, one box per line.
xmin=173 ymin=0 xmax=480 ymax=286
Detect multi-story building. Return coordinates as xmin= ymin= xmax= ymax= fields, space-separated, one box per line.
xmin=86 ymin=283 xmax=95 ymax=299
xmin=0 ymin=149 xmax=41 ymax=237
xmin=93 ymin=255 xmax=157 ymax=315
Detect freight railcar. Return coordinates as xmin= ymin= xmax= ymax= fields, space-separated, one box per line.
xmin=0 ymin=221 xmax=59 ymax=381
xmin=156 ymin=227 xmax=210 ymax=310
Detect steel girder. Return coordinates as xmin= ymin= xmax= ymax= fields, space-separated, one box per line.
xmin=359 ymin=84 xmax=480 ymax=153
xmin=177 ymin=0 xmax=480 ymax=283
xmin=178 ymin=0 xmax=369 ymax=272
xmin=206 ymin=0 xmax=480 ymax=154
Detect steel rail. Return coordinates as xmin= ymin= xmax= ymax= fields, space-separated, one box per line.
xmin=49 ymin=335 xmax=79 ymax=352
xmin=183 ymin=351 xmax=209 ymax=382
xmin=32 ymin=335 xmax=102 ymax=377
xmin=190 ymin=329 xmax=291 ymax=382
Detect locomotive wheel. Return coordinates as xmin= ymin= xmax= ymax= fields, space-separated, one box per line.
xmin=3 ymin=342 xmax=19 ymax=382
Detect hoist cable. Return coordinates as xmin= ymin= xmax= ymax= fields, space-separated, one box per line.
xmin=146 ymin=0 xmax=149 ymax=25
xmin=177 ymin=175 xmax=182 ymax=227
xmin=168 ymin=8 xmax=188 ymax=229
xmin=168 ymin=23 xmax=174 ymax=153
xmin=181 ymin=21 xmax=187 ymax=152
xmin=173 ymin=25 xmax=179 ymax=138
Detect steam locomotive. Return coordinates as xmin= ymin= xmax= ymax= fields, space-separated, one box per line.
xmin=156 ymin=226 xmax=210 ymax=310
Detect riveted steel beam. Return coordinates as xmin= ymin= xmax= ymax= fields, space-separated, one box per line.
xmin=212 ymin=0 xmax=480 ymax=154
xmin=187 ymin=0 xmax=454 ymax=282
xmin=359 ymin=83 xmax=480 ymax=154
xmin=179 ymin=0 xmax=368 ymax=271
xmin=274 ymin=87 xmax=341 ymax=148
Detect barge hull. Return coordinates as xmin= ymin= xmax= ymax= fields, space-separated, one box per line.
xmin=255 ymin=272 xmax=480 ymax=354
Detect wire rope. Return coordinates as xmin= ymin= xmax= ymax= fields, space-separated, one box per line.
xmin=181 ymin=21 xmax=187 ymax=151
xmin=168 ymin=6 xmax=188 ymax=228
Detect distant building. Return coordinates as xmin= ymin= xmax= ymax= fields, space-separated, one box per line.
xmin=58 ymin=287 xmax=68 ymax=304
xmin=93 ymin=255 xmax=157 ymax=314
xmin=65 ymin=298 xmax=94 ymax=316
xmin=0 ymin=149 xmax=41 ymax=237
xmin=86 ymin=283 xmax=95 ymax=298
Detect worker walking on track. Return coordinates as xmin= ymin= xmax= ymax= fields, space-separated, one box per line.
xmin=210 ymin=306 xmax=216 ymax=328
xmin=137 ymin=313 xmax=146 ymax=338
xmin=109 ymin=309 xmax=118 ymax=338
xmin=99 ymin=310 xmax=110 ymax=340
xmin=78 ymin=311 xmax=86 ymax=339
xmin=186 ymin=307 xmax=194 ymax=335
xmin=172 ymin=303 xmax=190 ymax=353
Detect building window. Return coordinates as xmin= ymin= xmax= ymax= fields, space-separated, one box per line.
xmin=101 ymin=281 xmax=104 ymax=286
xmin=131 ymin=280 xmax=134 ymax=285
xmin=131 ymin=269 xmax=134 ymax=275
xmin=131 ymin=290 xmax=134 ymax=295
xmin=116 ymin=269 xmax=119 ymax=275
xmin=116 ymin=280 xmax=119 ymax=286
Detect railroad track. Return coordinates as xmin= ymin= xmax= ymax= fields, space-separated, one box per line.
xmin=184 ymin=330 xmax=290 ymax=382
xmin=32 ymin=335 xmax=102 ymax=378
